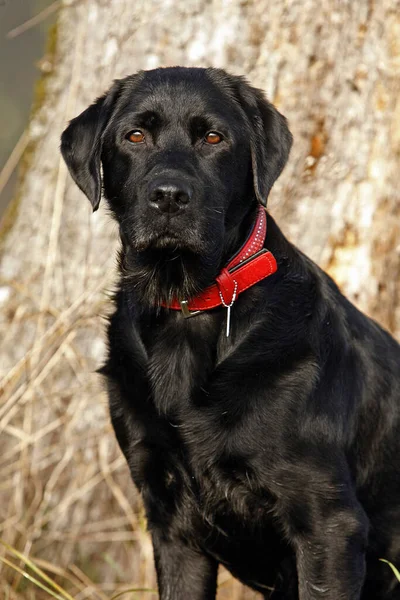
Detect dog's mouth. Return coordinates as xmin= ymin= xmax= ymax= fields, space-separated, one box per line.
xmin=132 ymin=234 xmax=190 ymax=253
xmin=128 ymin=223 xmax=206 ymax=255
xmin=148 ymin=233 xmax=186 ymax=250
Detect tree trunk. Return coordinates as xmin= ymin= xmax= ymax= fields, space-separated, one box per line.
xmin=1 ymin=1 xmax=399 ymax=598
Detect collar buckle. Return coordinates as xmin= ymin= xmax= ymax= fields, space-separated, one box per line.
xmin=179 ymin=300 xmax=201 ymax=319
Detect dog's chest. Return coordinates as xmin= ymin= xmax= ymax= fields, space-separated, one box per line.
xmin=145 ymin=314 xmax=218 ymax=414
xmin=145 ymin=323 xmax=271 ymax=498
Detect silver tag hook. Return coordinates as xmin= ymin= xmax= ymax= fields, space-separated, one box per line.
xmin=219 ymin=280 xmax=238 ymax=337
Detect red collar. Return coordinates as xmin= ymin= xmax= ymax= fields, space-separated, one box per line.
xmin=162 ymin=206 xmax=277 ymax=318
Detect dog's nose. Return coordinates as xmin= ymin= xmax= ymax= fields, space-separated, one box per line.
xmin=148 ymin=179 xmax=192 ymax=214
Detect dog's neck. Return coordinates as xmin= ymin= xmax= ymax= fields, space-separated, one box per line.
xmin=219 ymin=202 xmax=259 ymax=266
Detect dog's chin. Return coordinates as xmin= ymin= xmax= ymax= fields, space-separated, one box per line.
xmin=121 ymin=235 xmax=222 ymax=309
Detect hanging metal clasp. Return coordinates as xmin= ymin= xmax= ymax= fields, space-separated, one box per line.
xmin=179 ymin=300 xmax=201 ymax=319
xmin=218 ymin=280 xmax=238 ymax=337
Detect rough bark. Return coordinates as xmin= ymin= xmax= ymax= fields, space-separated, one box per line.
xmin=0 ymin=0 xmax=399 ymax=598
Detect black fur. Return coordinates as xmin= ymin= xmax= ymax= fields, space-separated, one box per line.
xmin=61 ymin=67 xmax=400 ymax=599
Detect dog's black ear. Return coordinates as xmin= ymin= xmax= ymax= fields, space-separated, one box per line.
xmin=60 ymin=82 xmax=121 ymax=211
xmin=236 ymin=80 xmax=293 ymax=206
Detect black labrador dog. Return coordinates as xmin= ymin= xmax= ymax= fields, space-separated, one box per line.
xmin=61 ymin=67 xmax=400 ymax=599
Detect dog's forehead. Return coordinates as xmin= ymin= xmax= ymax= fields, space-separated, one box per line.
xmin=119 ymin=69 xmax=241 ymax=125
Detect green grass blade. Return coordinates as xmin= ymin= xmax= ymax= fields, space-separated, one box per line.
xmin=380 ymin=558 xmax=400 ymax=582
xmin=0 ymin=556 xmax=67 ymax=600
xmin=0 ymin=539 xmax=75 ymax=600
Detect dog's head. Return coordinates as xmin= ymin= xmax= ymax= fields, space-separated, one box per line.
xmin=61 ymin=67 xmax=292 ymax=306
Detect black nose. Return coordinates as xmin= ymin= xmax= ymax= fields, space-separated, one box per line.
xmin=148 ymin=179 xmax=192 ymax=214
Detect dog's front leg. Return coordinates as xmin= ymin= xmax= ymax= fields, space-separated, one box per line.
xmin=151 ymin=529 xmax=218 ymax=600
xmin=281 ymin=483 xmax=369 ymax=599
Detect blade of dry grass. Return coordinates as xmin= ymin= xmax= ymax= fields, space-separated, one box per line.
xmin=68 ymin=564 xmax=108 ymax=600
xmin=6 ymin=2 xmax=62 ymax=39
xmin=109 ymin=589 xmax=157 ymax=600
xmin=0 ymin=131 xmax=30 ymax=197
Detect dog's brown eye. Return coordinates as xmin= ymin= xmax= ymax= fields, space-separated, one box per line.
xmin=128 ymin=130 xmax=145 ymax=143
xmin=205 ymin=132 xmax=222 ymax=145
